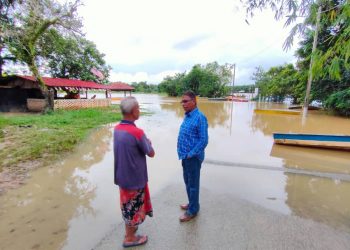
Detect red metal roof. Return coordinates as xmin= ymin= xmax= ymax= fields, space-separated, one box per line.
xmin=19 ymin=75 xmax=107 ymax=89
xmin=106 ymin=82 xmax=134 ymax=91
xmin=18 ymin=76 xmax=134 ymax=91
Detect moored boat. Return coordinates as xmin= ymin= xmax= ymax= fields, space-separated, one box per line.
xmin=273 ymin=133 xmax=350 ymax=151
xmin=254 ymin=109 xmax=301 ymax=115
xmin=288 ymin=105 xmax=321 ymax=110
xmin=226 ymin=96 xmax=249 ymax=102
xmin=208 ymin=97 xmax=227 ymax=101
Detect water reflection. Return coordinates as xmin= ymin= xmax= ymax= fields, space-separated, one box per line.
xmin=270 ymin=144 xmax=350 ymax=174
xmin=252 ymin=103 xmax=350 ymax=135
xmin=160 ymin=99 xmax=232 ymax=128
xmin=285 ymin=173 xmax=350 ymax=233
xmin=0 ymin=126 xmax=114 ymax=250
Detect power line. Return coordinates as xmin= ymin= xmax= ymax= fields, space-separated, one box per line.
xmin=235 ymin=38 xmax=289 ymax=66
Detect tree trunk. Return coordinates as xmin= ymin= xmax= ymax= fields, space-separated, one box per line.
xmin=29 ymin=60 xmax=54 ymax=112
xmin=0 ymin=44 xmax=3 ymax=77
xmin=0 ymin=58 xmax=2 ymax=77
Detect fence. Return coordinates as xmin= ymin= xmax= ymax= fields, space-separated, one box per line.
xmin=54 ymin=99 xmax=111 ymax=110
xmin=27 ymin=98 xmax=111 ymax=111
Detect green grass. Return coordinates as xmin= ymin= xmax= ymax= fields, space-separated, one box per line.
xmin=0 ymin=106 xmax=121 ymax=171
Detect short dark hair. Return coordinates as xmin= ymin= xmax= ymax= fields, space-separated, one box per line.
xmin=183 ymin=90 xmax=196 ymax=100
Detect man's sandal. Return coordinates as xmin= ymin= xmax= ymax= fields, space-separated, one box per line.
xmin=122 ymin=235 xmax=148 ymax=248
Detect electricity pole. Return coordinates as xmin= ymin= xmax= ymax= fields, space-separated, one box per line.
xmin=231 ymin=63 xmax=236 ymax=95
xmin=230 ymin=63 xmax=236 ymax=135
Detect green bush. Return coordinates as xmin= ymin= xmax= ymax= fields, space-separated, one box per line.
xmin=325 ymin=88 xmax=350 ymax=117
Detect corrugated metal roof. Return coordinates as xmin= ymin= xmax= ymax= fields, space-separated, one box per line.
xmin=16 ymin=75 xmax=134 ymax=91
xmin=19 ymin=76 xmax=106 ymax=89
xmin=107 ymin=82 xmax=135 ymax=91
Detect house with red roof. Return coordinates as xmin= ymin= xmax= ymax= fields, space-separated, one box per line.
xmin=0 ymin=75 xmax=134 ymax=112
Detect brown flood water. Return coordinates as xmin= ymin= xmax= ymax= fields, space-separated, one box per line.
xmin=1 ymin=94 xmax=350 ymax=249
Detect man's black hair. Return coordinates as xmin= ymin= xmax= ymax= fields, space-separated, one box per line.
xmin=183 ymin=90 xmax=196 ymax=100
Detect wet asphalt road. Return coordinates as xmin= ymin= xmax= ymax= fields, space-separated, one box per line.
xmin=93 ymin=183 xmax=350 ymax=250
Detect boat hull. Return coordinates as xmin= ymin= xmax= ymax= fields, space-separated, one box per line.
xmin=208 ymin=98 xmax=227 ymax=101
xmin=288 ymin=105 xmax=320 ymax=110
xmin=226 ymin=96 xmax=249 ymax=102
xmin=273 ymin=133 xmax=350 ymax=150
xmin=255 ymin=109 xmax=301 ymax=115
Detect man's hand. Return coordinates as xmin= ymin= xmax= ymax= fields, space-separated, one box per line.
xmin=146 ymin=138 xmax=155 ymax=157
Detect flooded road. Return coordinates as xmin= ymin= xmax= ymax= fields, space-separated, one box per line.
xmin=1 ymin=94 xmax=350 ymax=249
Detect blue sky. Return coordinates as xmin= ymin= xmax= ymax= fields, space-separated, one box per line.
xmin=79 ymin=0 xmax=298 ymax=85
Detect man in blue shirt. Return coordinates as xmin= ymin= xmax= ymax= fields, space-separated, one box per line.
xmin=177 ymin=90 xmax=208 ymax=222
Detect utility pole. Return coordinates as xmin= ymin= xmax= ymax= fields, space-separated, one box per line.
xmin=230 ymin=63 xmax=236 ymax=135
xmin=303 ymin=5 xmax=322 ymax=116
xmin=231 ymin=63 xmax=236 ymax=95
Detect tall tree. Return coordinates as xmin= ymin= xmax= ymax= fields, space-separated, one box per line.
xmin=205 ymin=62 xmax=233 ymax=93
xmin=0 ymin=0 xmax=17 ymax=76
xmin=43 ymin=30 xmax=111 ymax=83
xmin=243 ymin=0 xmax=350 ymax=80
xmin=158 ymin=73 xmax=186 ymax=96
xmin=159 ymin=62 xmax=232 ymax=97
xmin=131 ymin=81 xmax=159 ymax=93
xmin=295 ymin=6 xmax=350 ymax=102
xmin=3 ymin=0 xmax=82 ymax=109
xmin=291 ymin=0 xmax=350 ymax=111
xmin=251 ymin=66 xmax=265 ymax=83
xmin=253 ymin=64 xmax=300 ymax=102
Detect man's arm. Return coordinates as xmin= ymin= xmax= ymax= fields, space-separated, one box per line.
xmin=139 ymin=134 xmax=155 ymax=158
xmin=146 ymin=138 xmax=155 ymax=158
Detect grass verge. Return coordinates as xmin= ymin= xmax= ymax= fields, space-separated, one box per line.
xmin=0 ymin=106 xmax=121 ymax=172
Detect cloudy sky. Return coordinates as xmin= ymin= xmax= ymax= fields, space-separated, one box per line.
xmin=79 ymin=0 xmax=299 ymax=85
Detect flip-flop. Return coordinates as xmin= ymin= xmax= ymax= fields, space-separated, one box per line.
xmin=122 ymin=235 xmax=148 ymax=248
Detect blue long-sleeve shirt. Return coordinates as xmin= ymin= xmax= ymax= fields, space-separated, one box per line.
xmin=177 ymin=108 xmax=208 ymax=162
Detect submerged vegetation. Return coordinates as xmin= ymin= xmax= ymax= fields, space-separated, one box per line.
xmin=0 ymin=107 xmax=121 ymax=172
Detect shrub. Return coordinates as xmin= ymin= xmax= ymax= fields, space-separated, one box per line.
xmin=325 ymin=88 xmax=350 ymax=117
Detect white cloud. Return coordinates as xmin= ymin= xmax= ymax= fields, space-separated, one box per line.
xmin=78 ymin=0 xmax=298 ymax=85
xmin=110 ymin=69 xmax=181 ymax=84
